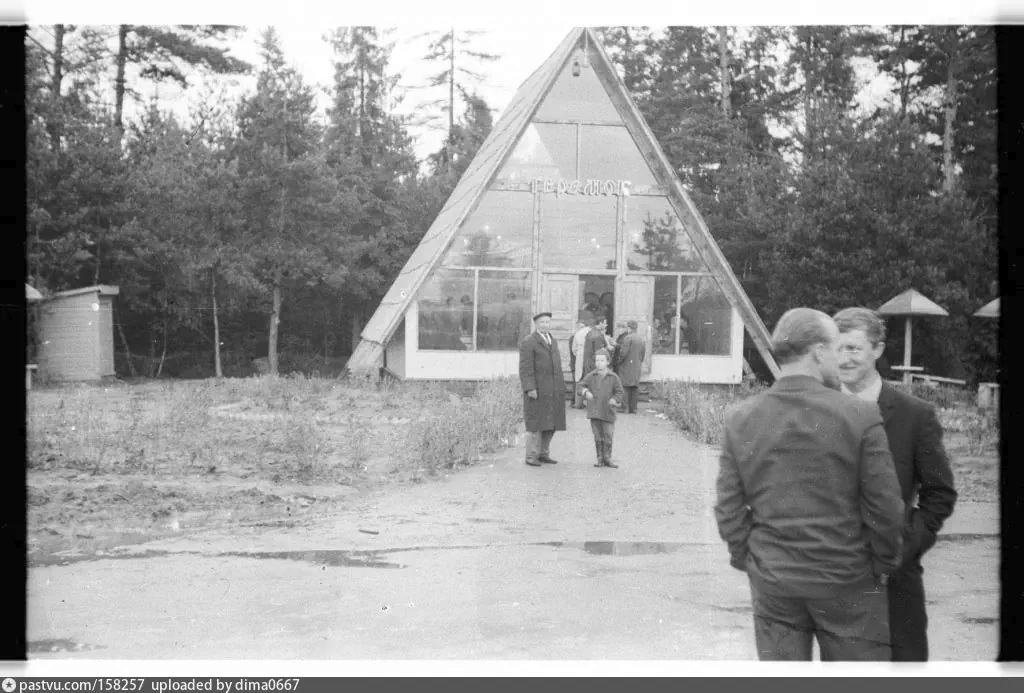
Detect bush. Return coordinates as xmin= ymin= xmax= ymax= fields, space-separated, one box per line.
xmin=406 ymin=376 xmax=523 ymax=475
xmin=896 ymin=381 xmax=974 ymax=410
xmin=652 ymin=380 xmax=766 ymax=447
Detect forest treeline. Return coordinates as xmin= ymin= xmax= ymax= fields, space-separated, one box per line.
xmin=26 ymin=25 xmax=997 ymax=382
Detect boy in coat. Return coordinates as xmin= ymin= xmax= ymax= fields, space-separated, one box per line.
xmin=580 ymin=349 xmax=625 ymax=469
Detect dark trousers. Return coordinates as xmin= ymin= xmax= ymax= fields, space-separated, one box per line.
xmin=623 ymin=386 xmax=639 ymax=413
xmin=589 ymin=419 xmax=614 ymax=445
xmin=888 ymin=561 xmax=928 ymax=661
xmin=749 ymin=580 xmax=891 ymax=661
xmin=525 ymin=429 xmax=555 ymax=463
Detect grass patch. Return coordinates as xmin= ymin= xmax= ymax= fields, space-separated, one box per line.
xmin=26 ymin=374 xmax=525 ymax=557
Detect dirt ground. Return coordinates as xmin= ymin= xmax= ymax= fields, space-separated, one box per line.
xmin=25 ymin=395 xmax=1000 ymax=661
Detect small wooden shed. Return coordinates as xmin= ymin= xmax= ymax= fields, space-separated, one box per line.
xmin=37 ymin=285 xmax=119 ymax=382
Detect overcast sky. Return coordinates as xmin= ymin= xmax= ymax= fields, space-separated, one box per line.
xmin=18 ymin=1 xmax=1012 ymax=160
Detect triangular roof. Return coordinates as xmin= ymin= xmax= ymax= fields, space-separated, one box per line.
xmin=877 ymin=288 xmax=949 ymax=317
xmin=973 ymin=297 xmax=999 ymax=318
xmin=347 ymin=27 xmax=779 ymax=378
xmin=26 ymin=284 xmax=42 ymax=301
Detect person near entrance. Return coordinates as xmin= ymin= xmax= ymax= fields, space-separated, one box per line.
xmin=833 ymin=306 xmax=957 ymax=662
xmin=582 ymin=316 xmax=609 ymax=377
xmin=571 ymin=314 xmax=594 ymax=409
xmin=715 ymin=307 xmax=904 ymax=661
xmin=518 ymin=312 xmax=567 ymax=467
xmin=580 ymin=348 xmax=624 ymax=468
xmin=613 ymin=320 xmax=646 ymax=414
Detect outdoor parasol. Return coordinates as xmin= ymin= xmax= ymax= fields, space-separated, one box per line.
xmin=876 ymin=288 xmax=949 ymax=385
xmin=973 ymin=298 xmax=999 ymax=319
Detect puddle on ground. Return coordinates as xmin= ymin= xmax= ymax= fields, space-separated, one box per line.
xmin=544 ymin=541 xmax=704 ymax=556
xmin=28 ymin=639 xmax=104 ymax=654
xmin=32 ymin=548 xmax=405 ymax=569
xmin=218 ymin=550 xmax=404 ymax=569
xmin=30 ymin=540 xmax=709 ymax=568
xmin=936 ymin=533 xmax=999 ymax=543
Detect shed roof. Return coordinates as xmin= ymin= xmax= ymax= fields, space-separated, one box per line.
xmin=877 ymin=288 xmax=948 ymax=316
xmin=26 ymin=284 xmax=43 ymax=301
xmin=44 ymin=285 xmax=120 ymax=301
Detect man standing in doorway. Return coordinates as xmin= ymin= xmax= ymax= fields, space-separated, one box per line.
xmin=613 ymin=320 xmax=646 ymax=414
xmin=833 ymin=307 xmax=957 ymax=662
xmin=518 ymin=312 xmax=567 ymax=467
xmin=582 ymin=316 xmax=609 ymax=378
xmin=715 ymin=307 xmax=904 ymax=661
xmin=571 ymin=314 xmax=594 ymax=409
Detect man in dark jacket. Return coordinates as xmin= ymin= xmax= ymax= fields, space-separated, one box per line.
xmin=834 ymin=307 xmax=957 ymax=662
xmin=518 ymin=312 xmax=567 ymax=467
xmin=715 ymin=307 xmax=905 ymax=661
xmin=582 ymin=316 xmax=609 ymax=377
xmin=613 ymin=320 xmax=646 ymax=414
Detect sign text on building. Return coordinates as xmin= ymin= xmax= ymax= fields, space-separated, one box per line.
xmin=531 ymin=178 xmax=631 ymax=197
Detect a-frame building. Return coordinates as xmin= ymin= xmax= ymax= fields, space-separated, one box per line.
xmin=347 ymin=27 xmax=780 ymax=383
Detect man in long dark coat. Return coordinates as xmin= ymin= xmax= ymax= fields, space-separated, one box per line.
xmin=518 ymin=312 xmax=567 ymax=467
xmin=581 ymin=316 xmax=609 ymax=376
xmin=613 ymin=320 xmax=646 ymax=414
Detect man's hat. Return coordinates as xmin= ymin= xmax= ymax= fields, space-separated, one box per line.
xmin=533 ymin=312 xmax=552 ymax=321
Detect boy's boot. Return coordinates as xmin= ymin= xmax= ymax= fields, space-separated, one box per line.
xmin=594 ymin=440 xmax=605 ymax=468
xmin=603 ymin=441 xmax=619 ymax=468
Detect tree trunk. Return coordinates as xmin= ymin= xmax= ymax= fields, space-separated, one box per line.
xmin=114 ymin=300 xmax=136 ymax=377
xmin=942 ymin=31 xmax=960 ymax=195
xmin=268 ymin=274 xmax=281 ymax=375
xmin=114 ymin=25 xmax=129 ymax=135
xmin=317 ymin=288 xmax=333 ymax=371
xmin=48 ymin=24 xmax=66 ymax=152
xmin=447 ymin=28 xmax=455 ymax=174
xmin=148 ymin=324 xmax=156 ymax=378
xmin=212 ymin=267 xmax=222 ymax=378
xmin=718 ymin=26 xmax=731 ymax=118
xmin=350 ymin=312 xmax=362 ymax=353
xmin=93 ymin=238 xmax=101 ymax=285
xmin=156 ymin=312 xmax=168 ymax=378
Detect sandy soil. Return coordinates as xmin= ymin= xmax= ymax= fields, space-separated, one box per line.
xmin=26 ymin=402 xmax=1000 ymax=661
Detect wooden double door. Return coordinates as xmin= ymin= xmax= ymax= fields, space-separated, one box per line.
xmin=540 ymin=273 xmax=653 ymax=379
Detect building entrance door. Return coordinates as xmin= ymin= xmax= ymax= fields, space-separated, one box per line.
xmin=540 ymin=274 xmax=578 ymax=376
xmin=615 ymin=275 xmax=654 ymax=377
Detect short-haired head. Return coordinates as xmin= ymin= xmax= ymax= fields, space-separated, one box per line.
xmin=833 ymin=307 xmax=886 ymax=344
xmin=595 ymin=348 xmax=610 ymax=362
xmin=771 ymin=308 xmax=837 ymax=365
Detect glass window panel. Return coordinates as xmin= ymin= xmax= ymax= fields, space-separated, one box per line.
xmin=497 ymin=123 xmax=576 ymax=181
xmin=624 ymin=197 xmax=710 ymax=272
xmin=417 ymin=269 xmax=475 ymax=351
xmin=580 ymin=126 xmax=658 ymax=186
xmin=652 ymin=276 xmax=678 ymax=355
xmin=680 ymin=276 xmax=733 ymax=356
xmin=476 ymin=271 xmax=532 ymax=351
xmin=533 ymin=49 xmax=621 ymax=122
xmin=541 ymin=195 xmax=617 ymax=270
xmin=445 ymin=191 xmax=533 ymax=268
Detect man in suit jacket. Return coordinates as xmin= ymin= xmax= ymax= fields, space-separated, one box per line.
xmin=834 ymin=307 xmax=957 ymax=662
xmin=716 ymin=307 xmax=905 ymax=661
xmin=613 ymin=320 xmax=646 ymax=414
xmin=518 ymin=312 xmax=567 ymax=467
